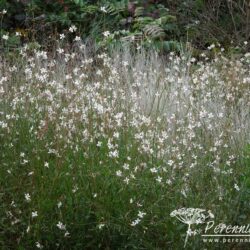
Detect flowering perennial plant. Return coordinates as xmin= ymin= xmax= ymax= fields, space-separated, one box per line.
xmin=0 ymin=43 xmax=249 ymax=249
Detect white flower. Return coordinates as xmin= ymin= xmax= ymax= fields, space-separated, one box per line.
xmin=150 ymin=167 xmax=157 ymax=173
xmin=36 ymin=242 xmax=43 ymax=249
xmin=116 ymin=170 xmax=122 ymax=176
xmin=109 ymin=149 xmax=119 ymax=158
xmin=69 ymin=25 xmax=77 ymax=33
xmin=100 ymin=6 xmax=107 ymax=13
xmin=156 ymin=176 xmax=162 ymax=183
xmin=103 ymin=31 xmax=110 ymax=37
xmin=2 ymin=9 xmax=7 ymax=15
xmin=190 ymin=57 xmax=196 ymax=63
xmin=57 ymin=201 xmax=62 ymax=208
xmin=57 ymin=221 xmax=66 ymax=230
xmin=98 ymin=223 xmax=105 ymax=229
xmin=245 ymin=52 xmax=250 ymax=58
xmin=131 ymin=219 xmax=141 ymax=227
xmin=168 ymin=160 xmax=174 ymax=166
xmin=60 ymin=33 xmax=65 ymax=40
xmin=11 ymin=201 xmax=16 ymax=207
xmin=32 ymin=211 xmax=38 ymax=218
xmin=72 ymin=185 xmax=78 ymax=193
xmin=138 ymin=211 xmax=146 ymax=218
xmin=124 ymin=177 xmax=130 ymax=184
xmin=208 ymin=44 xmax=215 ymax=50
xmin=44 ymin=162 xmax=49 ymax=168
xmin=131 ymin=218 xmax=141 ymax=226
xmin=64 ymin=231 xmax=70 ymax=237
xmin=74 ymin=36 xmax=81 ymax=41
xmin=57 ymin=48 xmax=64 ymax=54
xmin=16 ymin=32 xmax=21 ymax=36
xmin=123 ymin=61 xmax=129 ymax=67
xmin=122 ymin=163 xmax=129 ymax=170
xmin=234 ymin=183 xmax=240 ymax=191
xmin=25 ymin=193 xmax=31 ymax=202
xmin=113 ymin=132 xmax=119 ymax=138
xmin=2 ymin=34 xmax=9 ymax=40
xmin=166 ymin=179 xmax=172 ymax=185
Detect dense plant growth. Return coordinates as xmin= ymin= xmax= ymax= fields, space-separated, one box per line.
xmin=1 ymin=1 xmax=250 ymax=249
xmin=0 ymin=0 xmax=249 ymax=52
xmin=0 ymin=43 xmax=250 ymax=249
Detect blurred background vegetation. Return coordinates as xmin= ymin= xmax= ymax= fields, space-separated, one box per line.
xmin=0 ymin=0 xmax=249 ymax=53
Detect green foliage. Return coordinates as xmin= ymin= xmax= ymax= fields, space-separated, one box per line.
xmin=0 ymin=0 xmax=249 ymax=52
xmin=0 ymin=0 xmax=181 ymax=52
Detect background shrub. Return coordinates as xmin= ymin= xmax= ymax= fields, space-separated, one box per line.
xmin=0 ymin=0 xmax=249 ymax=52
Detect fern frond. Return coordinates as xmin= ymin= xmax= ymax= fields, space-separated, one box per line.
xmin=134 ymin=7 xmax=144 ymax=17
xmin=134 ymin=17 xmax=154 ymax=24
xmin=121 ymin=33 xmax=143 ymax=43
xmin=155 ymin=15 xmax=176 ymax=25
xmin=82 ymin=5 xmax=99 ymax=14
xmin=105 ymin=2 xmax=126 ymax=15
xmin=143 ymin=25 xmax=165 ymax=39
